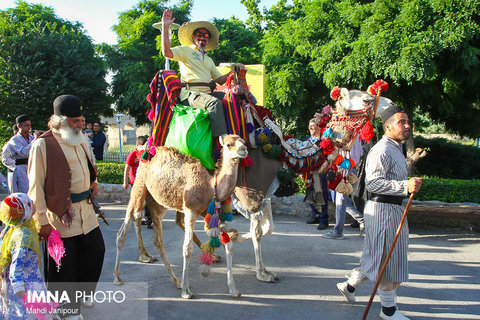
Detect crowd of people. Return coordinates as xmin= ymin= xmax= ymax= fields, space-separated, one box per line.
xmin=0 ymin=10 xmax=422 ymax=320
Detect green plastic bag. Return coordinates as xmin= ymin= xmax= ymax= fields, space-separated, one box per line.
xmin=165 ymin=104 xmax=215 ymax=169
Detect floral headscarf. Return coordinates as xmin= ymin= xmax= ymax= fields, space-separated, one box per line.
xmin=0 ymin=193 xmax=41 ymax=273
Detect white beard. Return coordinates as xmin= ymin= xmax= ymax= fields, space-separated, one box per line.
xmin=59 ymin=125 xmax=84 ymax=146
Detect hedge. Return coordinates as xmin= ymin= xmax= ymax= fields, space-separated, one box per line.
xmin=96 ymin=162 xmax=480 ymax=204
xmin=414 ymin=136 xmax=480 ymax=179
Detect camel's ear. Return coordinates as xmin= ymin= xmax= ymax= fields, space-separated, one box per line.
xmin=219 ymin=134 xmax=226 ymax=146
xmin=239 ymin=138 xmax=245 ymax=145
xmin=339 ymin=88 xmax=350 ymax=101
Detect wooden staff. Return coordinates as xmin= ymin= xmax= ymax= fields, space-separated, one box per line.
xmin=362 ymin=192 xmax=415 ymax=320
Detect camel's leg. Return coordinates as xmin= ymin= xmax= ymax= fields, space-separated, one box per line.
xmin=256 ymin=199 xmax=278 ymax=281
xmin=224 ymin=241 xmax=240 ymax=297
xmin=180 ymin=210 xmax=198 ymax=299
xmin=132 ymin=195 xmax=157 ymax=263
xmin=175 ymin=211 xmax=203 ymax=249
xmin=148 ymin=197 xmax=181 ymax=289
xmin=250 ymin=217 xmax=275 ymax=283
xmin=113 ymin=214 xmax=134 ymax=286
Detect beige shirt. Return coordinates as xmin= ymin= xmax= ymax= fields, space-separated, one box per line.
xmin=28 ymin=129 xmax=99 ymax=237
xmin=171 ymin=44 xmax=222 ymax=101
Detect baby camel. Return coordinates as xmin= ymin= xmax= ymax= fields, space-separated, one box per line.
xmin=114 ymin=135 xmax=247 ymax=299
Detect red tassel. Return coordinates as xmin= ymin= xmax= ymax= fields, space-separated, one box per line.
xmin=220 ymin=232 xmax=230 ymax=245
xmin=147 ymin=109 xmax=155 ymax=121
xmin=241 ymin=156 xmax=253 ymax=168
xmin=204 ymin=213 xmax=212 ymax=223
xmin=359 ymin=120 xmax=374 ymax=143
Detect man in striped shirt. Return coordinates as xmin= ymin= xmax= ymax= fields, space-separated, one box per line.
xmin=336 ymin=105 xmax=422 ymax=320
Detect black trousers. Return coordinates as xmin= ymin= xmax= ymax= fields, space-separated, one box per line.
xmin=46 ymin=226 xmax=105 ymax=317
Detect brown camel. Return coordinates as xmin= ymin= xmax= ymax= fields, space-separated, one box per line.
xmin=114 ymin=134 xmax=247 ymax=299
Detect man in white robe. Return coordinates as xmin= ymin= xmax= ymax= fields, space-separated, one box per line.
xmin=1 ymin=115 xmax=34 ymax=194
xmin=336 ymin=105 xmax=422 ymax=320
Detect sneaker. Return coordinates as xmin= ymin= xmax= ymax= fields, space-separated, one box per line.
xmin=323 ymin=231 xmax=345 ymax=240
xmin=359 ymin=223 xmax=365 ymax=236
xmin=337 ymin=281 xmax=356 ymax=302
xmin=379 ymin=309 xmax=410 ymax=320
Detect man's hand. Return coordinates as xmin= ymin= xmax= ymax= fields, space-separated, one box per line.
xmin=15 ymin=290 xmax=25 ymax=298
xmin=408 ymin=177 xmax=422 ymax=194
xmin=123 ymin=182 xmax=129 ymax=190
xmin=38 ymin=224 xmax=53 ymax=241
xmin=91 ymin=182 xmax=98 ymax=198
xmin=162 ymin=9 xmax=175 ymax=28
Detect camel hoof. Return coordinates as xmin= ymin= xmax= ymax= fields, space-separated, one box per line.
xmin=181 ymin=288 xmax=193 ymax=299
xmin=138 ymin=254 xmax=157 ymax=263
xmin=113 ymin=275 xmax=124 ymax=286
xmin=266 ymin=269 xmax=279 ymax=280
xmin=256 ymin=271 xmax=275 ymax=283
xmin=229 ymin=288 xmax=241 ymax=298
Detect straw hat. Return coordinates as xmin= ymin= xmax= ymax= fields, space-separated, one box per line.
xmin=177 ymin=21 xmax=219 ymax=51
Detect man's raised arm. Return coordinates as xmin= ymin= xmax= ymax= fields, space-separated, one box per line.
xmin=161 ymin=9 xmax=175 ymax=59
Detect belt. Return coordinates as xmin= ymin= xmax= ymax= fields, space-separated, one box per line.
xmin=368 ymin=193 xmax=404 ymax=206
xmin=182 ymin=81 xmax=216 ymax=91
xmin=71 ymin=190 xmax=91 ymax=203
xmin=15 ymin=158 xmax=28 ymax=165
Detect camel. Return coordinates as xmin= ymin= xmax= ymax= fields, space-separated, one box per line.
xmin=113 ymin=80 xmax=395 ymax=293
xmin=114 ymin=134 xmax=247 ymax=299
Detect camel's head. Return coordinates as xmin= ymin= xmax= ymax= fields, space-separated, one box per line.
xmin=219 ymin=134 xmax=248 ymax=159
xmin=333 ymin=88 xmax=395 ymax=116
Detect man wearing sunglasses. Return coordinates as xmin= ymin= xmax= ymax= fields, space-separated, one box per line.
xmin=160 ymin=9 xmax=230 ymax=137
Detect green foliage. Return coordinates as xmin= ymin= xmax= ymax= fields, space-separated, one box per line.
xmin=0 ymin=1 xmax=111 ymax=128
xmin=414 ymin=136 xmax=480 ymax=179
xmin=96 ymin=161 xmax=125 ymax=184
xmin=257 ymin=0 xmax=480 ymax=137
xmin=415 ymin=177 xmax=480 ymax=203
xmin=412 ymin=107 xmax=446 ymax=134
xmin=99 ymin=0 xmax=192 ymax=126
xmin=209 ymin=18 xmax=261 ymax=64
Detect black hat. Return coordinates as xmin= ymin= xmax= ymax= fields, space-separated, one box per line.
xmin=379 ymin=104 xmax=405 ymax=123
xmin=15 ymin=114 xmax=30 ymax=125
xmin=53 ymin=95 xmax=83 ymax=117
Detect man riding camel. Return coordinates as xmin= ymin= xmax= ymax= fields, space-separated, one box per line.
xmin=161 ymin=9 xmax=231 ymax=137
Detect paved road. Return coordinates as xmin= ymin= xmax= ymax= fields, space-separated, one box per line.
xmin=73 ymin=202 xmax=479 ymax=320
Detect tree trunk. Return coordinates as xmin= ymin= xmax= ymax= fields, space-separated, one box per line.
xmin=405 ymin=130 xmax=427 ymax=176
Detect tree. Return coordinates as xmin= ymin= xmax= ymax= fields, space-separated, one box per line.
xmin=0 ymin=1 xmax=111 ymax=128
xmin=209 ymin=17 xmax=261 ymax=65
xmin=258 ymin=0 xmax=480 ymax=138
xmin=99 ymin=0 xmax=192 ymax=126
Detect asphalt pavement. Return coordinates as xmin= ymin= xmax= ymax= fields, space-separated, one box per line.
xmin=79 ymin=201 xmax=480 ymax=320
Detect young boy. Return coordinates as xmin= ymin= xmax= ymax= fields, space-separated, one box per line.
xmin=122 ymin=136 xmax=152 ymax=227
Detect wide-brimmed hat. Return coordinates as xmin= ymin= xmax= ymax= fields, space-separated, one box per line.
xmin=178 ymin=21 xmax=219 ymax=51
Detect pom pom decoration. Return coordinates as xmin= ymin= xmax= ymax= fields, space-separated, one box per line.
xmin=48 ymin=230 xmax=66 ymax=272
xmin=220 ymin=232 xmax=231 ymax=245
xmin=198 ymin=252 xmax=214 ymax=265
xmin=148 ymin=110 xmax=155 ymax=121
xmin=222 ymin=212 xmax=233 ymax=222
xmin=349 ymin=158 xmax=356 ymax=169
xmin=319 ymin=139 xmax=335 ymax=155
xmin=340 ymin=158 xmax=351 ymax=170
xmin=209 ymin=236 xmax=222 ymax=248
xmin=262 ymin=143 xmax=272 ymax=153
xmin=241 ymin=156 xmax=253 ymax=168
xmin=322 ymin=128 xmax=333 ymax=138
xmin=368 ymin=79 xmax=389 ymax=95
xmin=359 ymin=120 xmax=375 ymax=143
xmin=200 ymin=263 xmax=210 ymax=277
xmin=334 ymin=154 xmax=344 ymax=166
xmin=247 ymin=122 xmax=255 ymax=133
xmin=330 ymin=86 xmax=341 ymax=100
xmin=348 ymin=174 xmax=359 ymax=184
xmin=258 ymin=133 xmax=269 ymax=145
xmin=207 ymin=201 xmax=215 ymax=215
xmin=208 ymin=214 xmax=219 ymax=229
xmin=206 ymin=227 xmax=219 ymax=238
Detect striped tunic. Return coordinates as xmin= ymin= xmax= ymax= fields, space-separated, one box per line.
xmin=360 ymin=136 xmax=409 ymax=282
